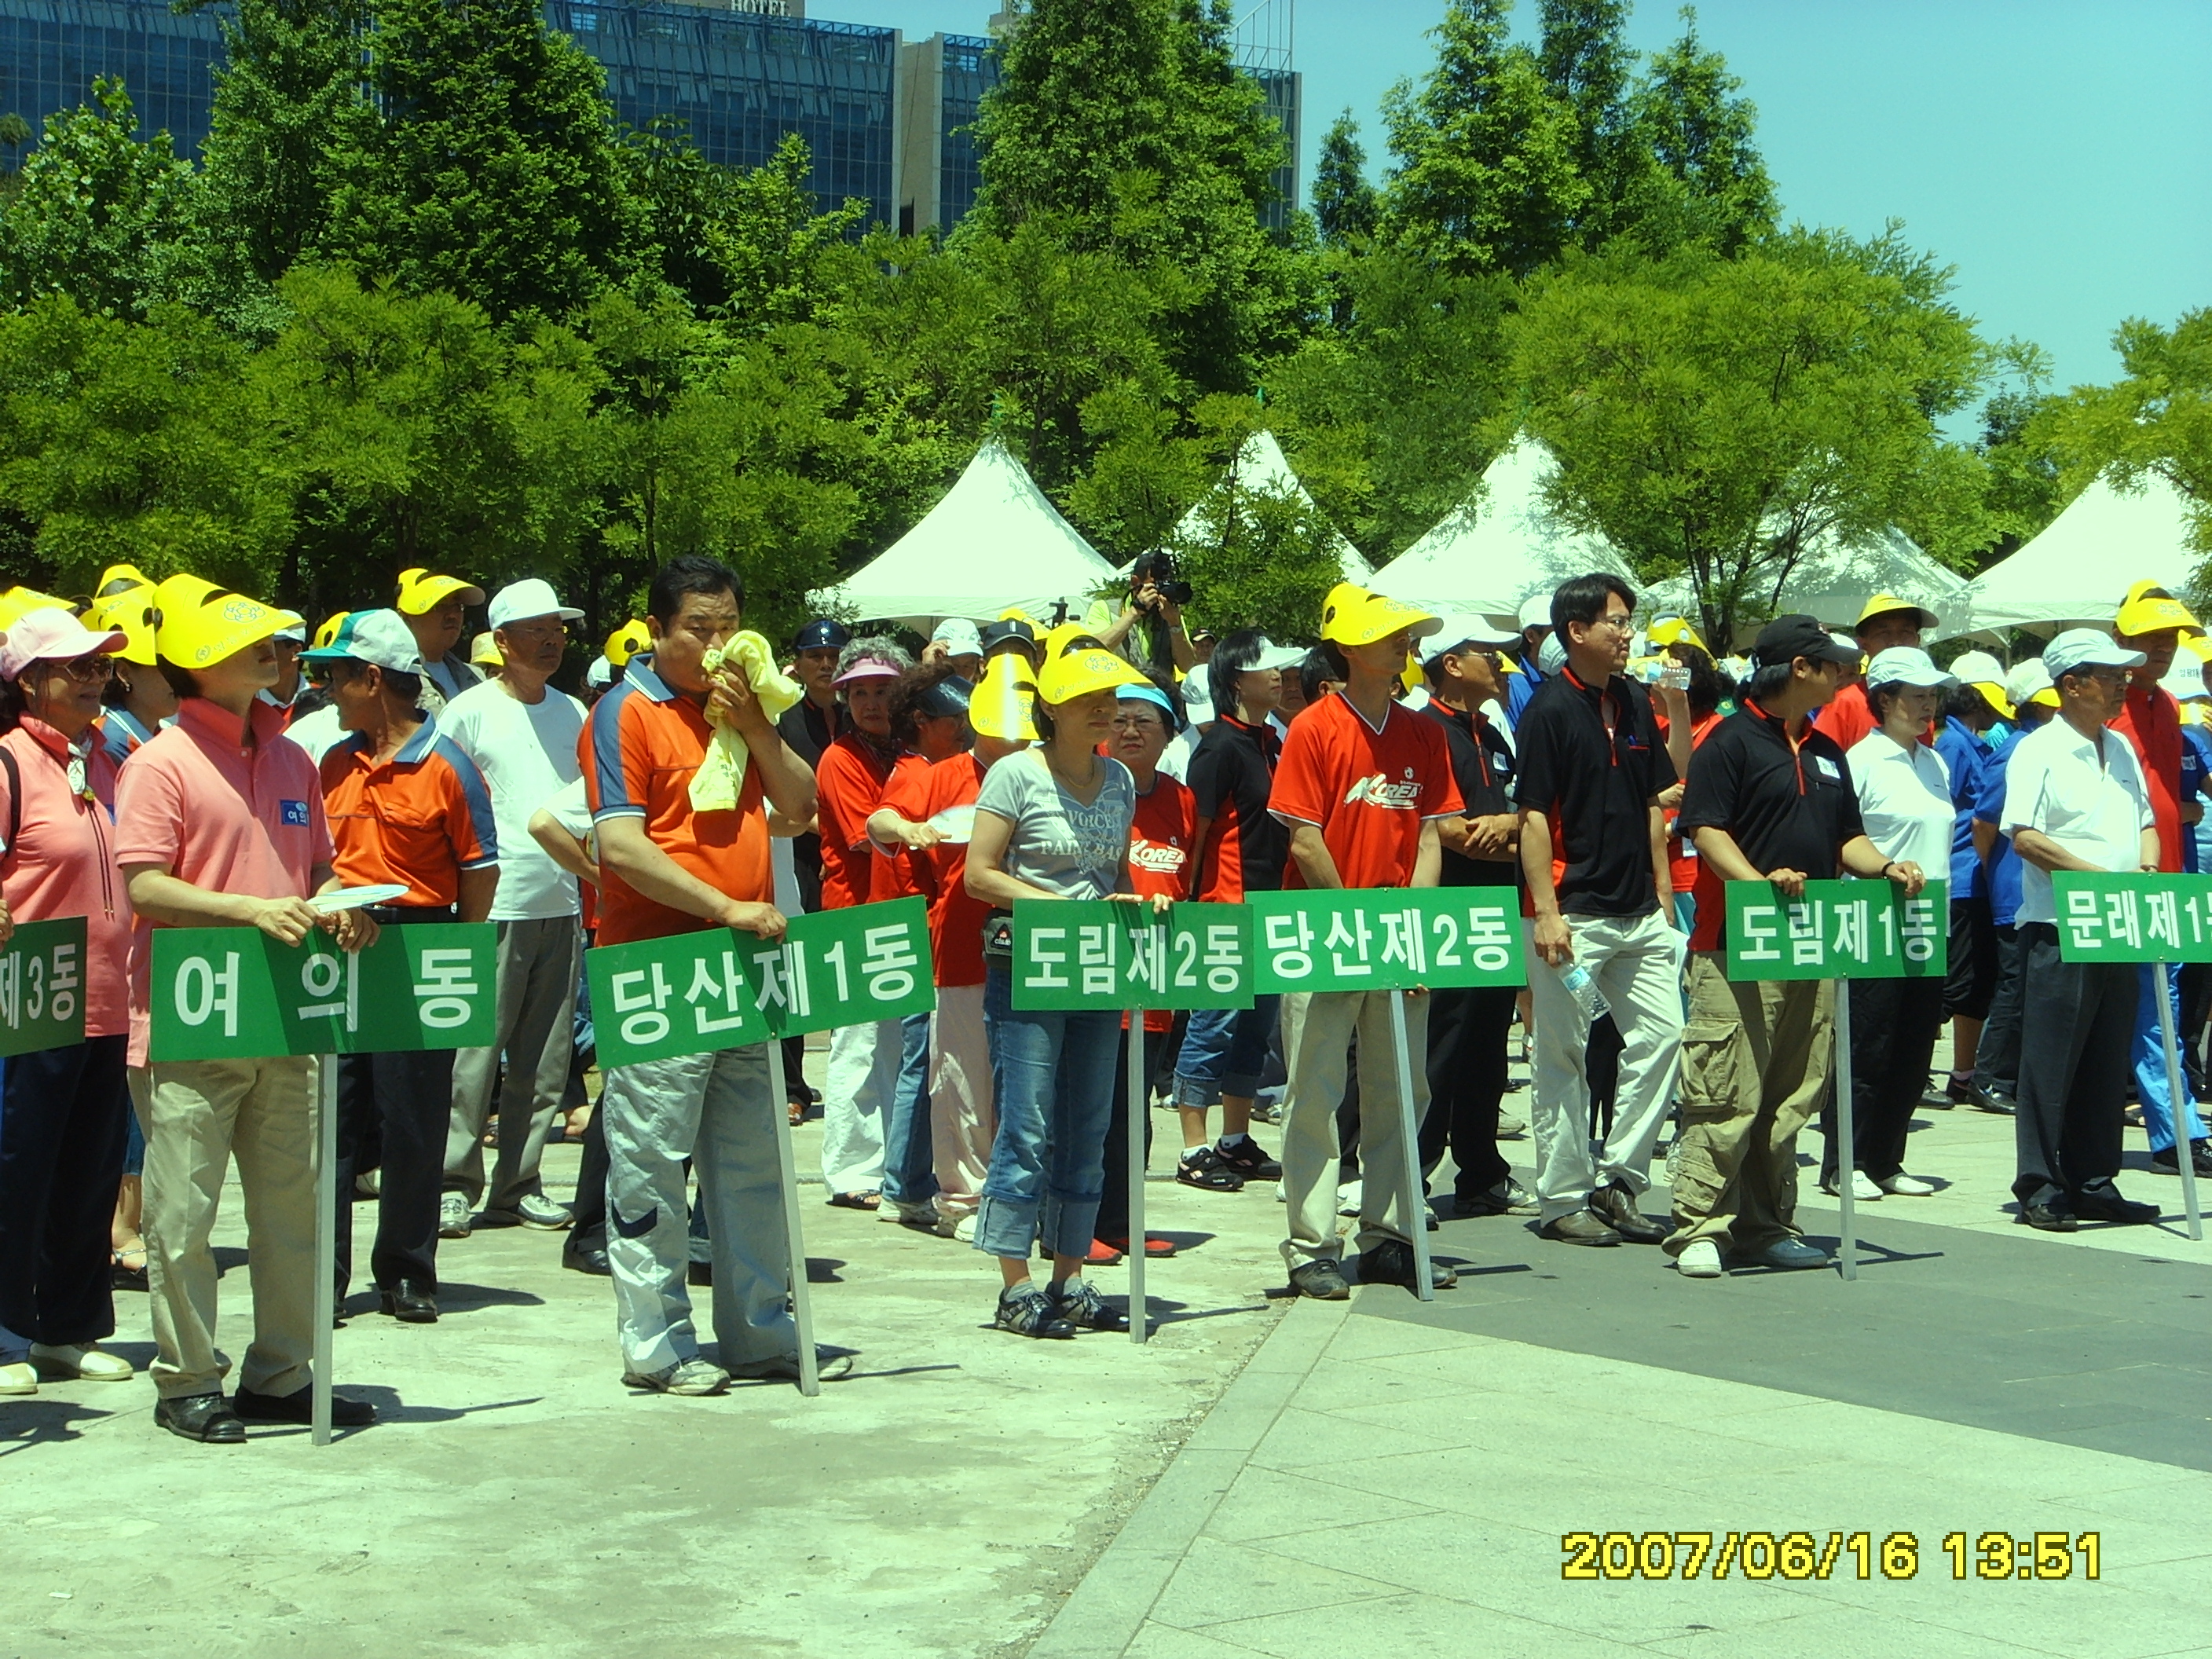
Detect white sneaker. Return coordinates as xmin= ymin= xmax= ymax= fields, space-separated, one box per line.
xmin=438 ymin=1192 xmax=472 ymax=1239
xmin=623 ymin=1357 xmax=731 ymax=1396
xmin=0 ymin=1361 xmax=35 ymax=1395
xmin=511 ymin=1193 xmax=574 ymax=1230
xmin=1879 ymin=1172 xmax=1936 ymax=1196
xmin=1336 ymin=1179 xmax=1363 ymax=1217
xmin=1821 ymin=1172 xmax=1883 ymax=1201
xmin=30 ymin=1342 xmax=134 ymax=1381
xmin=1496 ymin=1111 xmax=1527 ymax=1137
xmin=953 ymin=1213 xmax=977 ymax=1243
xmin=1675 ymin=1240 xmax=1723 ymax=1278
xmin=881 ymin=1199 xmax=937 ymax=1229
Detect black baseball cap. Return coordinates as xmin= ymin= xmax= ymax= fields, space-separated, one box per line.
xmin=1751 ymin=613 xmax=1862 ymax=671
xmin=915 ymin=676 xmax=972 ymax=720
xmin=980 ymin=618 xmax=1038 ymax=657
xmin=793 ymin=618 xmax=851 ymax=654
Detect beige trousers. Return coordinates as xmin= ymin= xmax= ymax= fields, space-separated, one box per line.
xmin=139 ymin=1057 xmax=320 ymax=1401
xmin=1668 ymin=954 xmax=1832 ymax=1257
xmin=927 ymin=985 xmax=996 ymax=1220
xmin=1277 ymin=989 xmax=1431 ymax=1269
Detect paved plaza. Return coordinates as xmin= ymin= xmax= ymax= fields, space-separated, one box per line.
xmin=3 ymin=1060 xmax=2207 ymax=1659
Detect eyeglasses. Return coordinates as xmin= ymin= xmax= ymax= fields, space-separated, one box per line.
xmin=1110 ymin=713 xmax=1164 ymax=732
xmin=49 ymin=655 xmax=117 ymax=684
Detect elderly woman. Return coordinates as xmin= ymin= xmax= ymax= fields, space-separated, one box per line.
xmin=965 ymin=646 xmax=1158 ymax=1339
xmin=0 ymin=607 xmax=137 ymax=1395
xmin=1824 ymin=646 xmax=1955 ymax=1201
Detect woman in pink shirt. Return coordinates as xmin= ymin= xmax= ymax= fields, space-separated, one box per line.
xmin=0 ymin=607 xmax=137 ymax=1397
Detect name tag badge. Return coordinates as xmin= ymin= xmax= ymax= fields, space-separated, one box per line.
xmin=280 ymin=800 xmax=311 ymax=826
xmin=1814 ymin=757 xmax=1841 ymax=782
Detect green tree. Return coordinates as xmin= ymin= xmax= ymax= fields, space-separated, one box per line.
xmin=189 ymin=0 xmax=372 ymax=291
xmin=1536 ymin=0 xmax=1643 ymax=245
xmin=0 ymin=296 xmax=290 ymax=592
xmin=2037 ymin=309 xmax=2212 ymax=551
xmin=1512 ymin=229 xmax=1991 ymax=643
xmin=0 ymin=79 xmax=208 ymax=320
xmin=1378 ymin=0 xmax=1589 ymax=279
xmin=1623 ymin=8 xmax=1774 ymax=257
xmin=1311 ymin=110 xmax=1378 ymax=249
xmin=324 ymin=0 xmax=639 ymax=321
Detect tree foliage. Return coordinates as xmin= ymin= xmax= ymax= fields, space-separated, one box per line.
xmin=2037 ymin=309 xmax=2212 ymax=553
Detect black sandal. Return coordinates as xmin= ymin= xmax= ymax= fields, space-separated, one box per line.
xmin=1049 ymin=1278 xmax=1130 ymax=1333
xmin=995 ymin=1284 xmax=1075 ymax=1339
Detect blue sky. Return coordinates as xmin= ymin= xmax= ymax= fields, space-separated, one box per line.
xmin=829 ymin=0 xmax=2210 ymax=400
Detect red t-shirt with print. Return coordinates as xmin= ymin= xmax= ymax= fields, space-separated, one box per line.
xmin=1126 ymin=773 xmax=1195 ymax=1031
xmin=1267 ymin=692 xmax=1462 ymax=888
xmin=878 ymin=753 xmax=990 ymax=989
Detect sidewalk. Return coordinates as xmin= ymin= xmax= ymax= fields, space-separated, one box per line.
xmin=1030 ymin=1102 xmax=2212 ymax=1659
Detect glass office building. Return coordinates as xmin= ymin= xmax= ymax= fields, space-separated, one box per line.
xmin=0 ymin=0 xmax=226 ymax=160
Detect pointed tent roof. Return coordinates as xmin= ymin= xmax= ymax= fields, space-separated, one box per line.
xmin=815 ymin=438 xmax=1121 ymax=629
xmin=1145 ymin=430 xmax=1368 ymax=584
xmin=1965 ymin=471 xmax=2206 ymax=635
xmin=1368 ymin=440 xmax=1632 ymax=625
xmin=1775 ymin=523 xmax=1971 ymax=638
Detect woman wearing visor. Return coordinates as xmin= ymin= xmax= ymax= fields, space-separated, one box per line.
xmin=0 ymin=608 xmax=137 ymax=1397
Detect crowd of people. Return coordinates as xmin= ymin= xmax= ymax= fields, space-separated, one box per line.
xmin=0 ymin=548 xmax=2203 ymax=1436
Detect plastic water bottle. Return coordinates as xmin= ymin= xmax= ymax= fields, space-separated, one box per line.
xmin=1559 ymin=962 xmax=1610 ymax=1022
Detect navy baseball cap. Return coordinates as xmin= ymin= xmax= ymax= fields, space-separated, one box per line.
xmin=794 ymin=618 xmax=851 ymax=654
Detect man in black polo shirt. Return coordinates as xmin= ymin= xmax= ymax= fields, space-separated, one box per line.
xmin=1514 ymin=574 xmax=1683 ymax=1247
xmin=1673 ymin=615 xmax=1928 ymax=1279
xmin=1417 ymin=618 xmax=1536 ymax=1218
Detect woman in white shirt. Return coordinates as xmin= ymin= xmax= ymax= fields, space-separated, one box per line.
xmin=1829 ymin=647 xmax=1957 ymax=1201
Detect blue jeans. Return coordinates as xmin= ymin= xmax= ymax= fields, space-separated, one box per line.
xmin=2133 ymin=961 xmax=2208 ymax=1152
xmin=1173 ymin=997 xmax=1282 ymax=1107
xmin=976 ymin=965 xmax=1120 ymax=1259
xmin=879 ymin=1010 xmax=937 ymax=1207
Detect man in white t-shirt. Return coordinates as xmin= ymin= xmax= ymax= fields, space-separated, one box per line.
xmin=2001 ymin=628 xmax=2165 ymax=1233
xmin=435 ymin=578 xmax=590 ymax=1235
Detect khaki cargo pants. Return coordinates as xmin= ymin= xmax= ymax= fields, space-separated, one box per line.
xmin=1667 ymin=954 xmax=1832 ymax=1258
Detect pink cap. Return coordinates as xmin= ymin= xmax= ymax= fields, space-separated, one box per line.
xmin=0 ymin=606 xmax=126 ymax=683
xmin=833 ymin=655 xmax=903 ymax=687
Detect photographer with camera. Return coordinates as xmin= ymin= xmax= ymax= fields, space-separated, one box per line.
xmin=1087 ymin=553 xmax=1196 ymax=678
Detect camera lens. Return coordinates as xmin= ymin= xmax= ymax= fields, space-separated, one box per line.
xmin=1159 ymin=579 xmax=1194 ymax=606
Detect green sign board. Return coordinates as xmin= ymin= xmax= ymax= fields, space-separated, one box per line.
xmin=0 ymin=917 xmax=90 ymax=1058
xmin=1249 ymin=888 xmax=1525 ymax=994
xmin=150 ymin=924 xmax=498 ymax=1061
xmin=1010 ymin=900 xmax=1254 ymax=1012
xmin=588 ymin=897 xmax=936 ymax=1070
xmin=2051 ymin=870 xmax=2212 ymax=964
xmin=1722 ymin=878 xmax=1948 ymax=982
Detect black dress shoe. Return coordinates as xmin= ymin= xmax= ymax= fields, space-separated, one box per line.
xmin=687 ymin=1260 xmax=712 ymax=1287
xmin=379 ymin=1280 xmax=438 ymax=1323
xmin=2149 ymin=1139 xmax=2212 ymax=1177
xmin=2071 ymin=1183 xmax=2160 ymax=1225
xmin=1588 ymin=1181 xmax=1668 ymax=1244
xmin=1357 ymin=1239 xmax=1459 ymax=1291
xmin=156 ymin=1391 xmax=246 ymax=1444
xmin=2017 ymin=1201 xmax=2078 ymax=1232
xmin=1287 ymin=1259 xmax=1350 ymax=1300
xmin=233 ymin=1384 xmax=376 ymax=1426
xmin=563 ymin=1242 xmax=611 ymax=1276
xmin=1972 ymin=1085 xmax=2016 ymax=1116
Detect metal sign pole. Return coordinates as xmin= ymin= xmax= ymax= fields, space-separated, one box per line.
xmin=1126 ymin=1009 xmax=1148 ymax=1343
xmin=1832 ymin=981 xmax=1857 ymax=1281
xmin=2152 ymin=960 xmax=2204 ymax=1241
xmin=312 ymin=1051 xmax=339 ymax=1444
xmin=1386 ymin=991 xmax=1434 ymax=1302
xmin=764 ymin=1038 xmax=821 ymax=1396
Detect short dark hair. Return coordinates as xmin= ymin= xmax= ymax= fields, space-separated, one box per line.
xmin=1551 ymin=573 xmax=1636 ymax=641
xmin=1130 ymin=551 xmax=1175 ymax=588
xmin=1207 ymin=629 xmax=1265 ymax=716
xmin=1300 ymin=646 xmax=1340 ymax=707
xmin=1945 ymin=683 xmax=1994 ymax=726
xmin=1672 ymin=643 xmax=1730 ymax=718
xmin=888 ymin=661 xmax=964 ymax=748
xmin=647 ymin=555 xmax=743 ymax=627
xmin=1745 ymin=660 xmax=1795 ymax=701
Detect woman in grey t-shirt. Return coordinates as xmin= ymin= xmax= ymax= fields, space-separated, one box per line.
xmin=966 ymin=647 xmax=1159 ymax=1338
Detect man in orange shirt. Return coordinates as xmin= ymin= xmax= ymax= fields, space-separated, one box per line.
xmin=2109 ymin=581 xmax=2212 ymax=1174
xmin=580 ymin=555 xmax=829 ymax=1395
xmin=304 ymin=610 xmax=500 ymax=1324
xmin=1815 ymin=594 xmax=1937 ymax=751
xmin=1270 ymin=584 xmax=1462 ymax=1300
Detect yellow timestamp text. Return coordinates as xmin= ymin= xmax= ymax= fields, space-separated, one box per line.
xmin=1561 ymin=1530 xmax=2101 ymax=1582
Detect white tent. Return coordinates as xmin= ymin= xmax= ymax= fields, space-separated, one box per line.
xmin=1141 ymin=429 xmax=1368 ymax=584
xmin=1965 ymin=472 xmax=2206 ymax=635
xmin=1368 ymin=440 xmax=1632 ymax=627
xmin=1775 ymin=523 xmax=1971 ymax=638
xmin=813 ymin=438 xmax=1121 ymax=630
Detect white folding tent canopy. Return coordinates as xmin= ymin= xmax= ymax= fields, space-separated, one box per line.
xmin=1965 ymin=472 xmax=2206 ymax=635
xmin=1368 ymin=440 xmax=1632 ymax=627
xmin=1629 ymin=526 xmax=1967 ymax=644
xmin=1137 ymin=429 xmax=1369 ymax=585
xmin=813 ymin=438 xmax=1121 ymax=630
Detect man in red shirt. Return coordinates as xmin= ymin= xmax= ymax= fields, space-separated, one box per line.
xmin=1815 ymin=594 xmax=1937 ymax=751
xmin=303 ymin=609 xmax=500 ymax=1325
xmin=1271 ymin=584 xmax=1462 ymax=1299
xmin=2109 ymin=581 xmax=2212 ymax=1171
xmin=581 ymin=555 xmax=826 ymax=1394
xmin=812 ymin=640 xmax=913 ymax=1210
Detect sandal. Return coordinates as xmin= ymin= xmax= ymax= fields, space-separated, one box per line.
xmin=788 ymin=1099 xmax=809 ymax=1126
xmin=1049 ymin=1277 xmax=1130 ymax=1333
xmin=826 ymin=1191 xmax=881 ymax=1210
xmin=112 ymin=1240 xmax=149 ymax=1291
xmin=994 ymin=1284 xmax=1075 ymax=1339
xmin=1098 ymin=1234 xmax=1178 ymax=1258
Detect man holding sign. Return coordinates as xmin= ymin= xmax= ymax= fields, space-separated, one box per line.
xmin=1672 ymin=617 xmax=1927 ymax=1280
xmin=2000 ymin=628 xmax=2164 ymax=1232
xmin=1269 ymin=583 xmax=1459 ymax=1299
xmin=581 ymin=555 xmax=830 ymax=1395
xmin=116 ymin=575 xmax=379 ymax=1442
